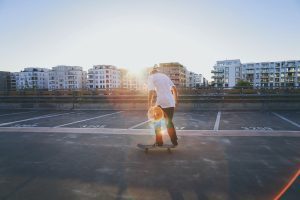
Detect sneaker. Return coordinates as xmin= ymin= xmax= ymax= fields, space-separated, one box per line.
xmin=172 ymin=140 xmax=178 ymax=146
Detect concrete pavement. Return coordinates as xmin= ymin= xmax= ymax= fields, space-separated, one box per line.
xmin=0 ymin=129 xmax=299 ymax=200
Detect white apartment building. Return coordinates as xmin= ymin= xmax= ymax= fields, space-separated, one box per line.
xmin=186 ymin=71 xmax=195 ymax=88
xmin=212 ymin=59 xmax=300 ymax=88
xmin=211 ymin=59 xmax=242 ymax=87
xmin=242 ymin=60 xmax=300 ymax=88
xmin=48 ymin=66 xmax=87 ymax=90
xmin=14 ymin=68 xmax=49 ymax=90
xmin=195 ymin=73 xmax=203 ymax=87
xmin=186 ymin=71 xmax=203 ymax=88
xmin=87 ymin=65 xmax=121 ymax=89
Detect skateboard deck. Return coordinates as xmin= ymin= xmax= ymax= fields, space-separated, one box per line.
xmin=137 ymin=144 xmax=176 ymax=153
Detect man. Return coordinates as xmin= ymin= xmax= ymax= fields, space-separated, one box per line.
xmin=148 ymin=67 xmax=178 ymax=146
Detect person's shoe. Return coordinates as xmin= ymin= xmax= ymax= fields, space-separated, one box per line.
xmin=172 ymin=140 xmax=178 ymax=147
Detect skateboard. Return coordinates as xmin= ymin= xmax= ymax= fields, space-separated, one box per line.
xmin=137 ymin=144 xmax=176 ymax=153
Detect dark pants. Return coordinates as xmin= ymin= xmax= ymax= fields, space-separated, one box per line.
xmin=155 ymin=107 xmax=178 ymax=145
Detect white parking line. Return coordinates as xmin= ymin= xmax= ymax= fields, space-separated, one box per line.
xmin=128 ymin=119 xmax=151 ymax=129
xmin=54 ymin=111 xmax=123 ymax=128
xmin=214 ymin=111 xmax=221 ymax=131
xmin=0 ymin=112 xmax=74 ymax=127
xmin=0 ymin=111 xmax=36 ymax=117
xmin=272 ymin=112 xmax=300 ymax=128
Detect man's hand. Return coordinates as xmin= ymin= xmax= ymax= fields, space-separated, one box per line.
xmin=175 ymin=99 xmax=179 ymax=107
xmin=148 ymin=90 xmax=156 ymax=109
xmin=171 ymin=86 xmax=178 ymax=108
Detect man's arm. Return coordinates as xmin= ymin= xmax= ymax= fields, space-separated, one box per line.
xmin=148 ymin=90 xmax=156 ymax=108
xmin=171 ymin=86 xmax=178 ymax=107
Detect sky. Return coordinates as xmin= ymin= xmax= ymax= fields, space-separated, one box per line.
xmin=0 ymin=0 xmax=299 ymax=80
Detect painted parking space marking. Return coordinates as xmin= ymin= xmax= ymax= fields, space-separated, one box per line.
xmin=241 ymin=127 xmax=273 ymax=131
xmin=0 ymin=111 xmax=36 ymax=117
xmin=128 ymin=120 xmax=151 ymax=129
xmin=214 ymin=111 xmax=221 ymax=131
xmin=272 ymin=112 xmax=300 ymax=128
xmin=27 ymin=111 xmax=114 ymax=127
xmin=220 ymin=111 xmax=299 ymax=131
xmin=0 ymin=110 xmax=298 ymax=131
xmin=54 ymin=111 xmax=123 ymax=128
xmin=65 ymin=111 xmax=148 ymax=129
xmin=0 ymin=112 xmax=74 ymax=127
xmin=174 ymin=112 xmax=217 ymax=130
xmin=82 ymin=125 xmax=106 ymax=128
xmin=13 ymin=123 xmax=39 ymax=127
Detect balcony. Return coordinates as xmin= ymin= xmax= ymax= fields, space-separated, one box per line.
xmin=260 ymin=79 xmax=269 ymax=83
xmin=260 ymin=70 xmax=270 ymax=74
xmin=285 ymin=79 xmax=295 ymax=83
xmin=211 ymin=75 xmax=224 ymax=79
xmin=261 ymin=76 xmax=269 ymax=79
xmin=211 ymin=70 xmax=224 ymax=73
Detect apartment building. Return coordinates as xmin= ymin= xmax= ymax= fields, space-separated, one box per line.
xmin=156 ymin=62 xmax=187 ymax=88
xmin=14 ymin=68 xmax=49 ymax=90
xmin=87 ymin=65 xmax=121 ymax=89
xmin=9 ymin=72 xmax=17 ymax=91
xmin=242 ymin=60 xmax=300 ymax=88
xmin=0 ymin=71 xmax=11 ymax=91
xmin=202 ymin=77 xmax=209 ymax=87
xmin=212 ymin=59 xmax=300 ymax=88
xmin=48 ymin=66 xmax=87 ymax=90
xmin=186 ymin=71 xmax=203 ymax=88
xmin=211 ymin=59 xmax=242 ymax=87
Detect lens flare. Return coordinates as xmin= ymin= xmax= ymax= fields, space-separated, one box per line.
xmin=273 ymin=169 xmax=300 ymax=200
xmin=160 ymin=129 xmax=167 ymax=135
xmin=147 ymin=106 xmax=164 ymax=122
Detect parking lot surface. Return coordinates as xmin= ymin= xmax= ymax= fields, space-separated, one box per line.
xmin=0 ymin=110 xmax=299 ymax=131
xmin=0 ymin=109 xmax=299 ymax=200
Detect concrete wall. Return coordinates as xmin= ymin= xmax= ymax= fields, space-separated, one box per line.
xmin=0 ymin=95 xmax=299 ymax=111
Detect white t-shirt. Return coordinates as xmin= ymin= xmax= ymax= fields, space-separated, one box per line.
xmin=147 ymin=73 xmax=175 ymax=108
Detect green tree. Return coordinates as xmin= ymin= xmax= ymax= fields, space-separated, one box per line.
xmin=235 ymin=80 xmax=252 ymax=89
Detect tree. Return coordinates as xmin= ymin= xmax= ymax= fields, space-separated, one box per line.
xmin=235 ymin=80 xmax=252 ymax=89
